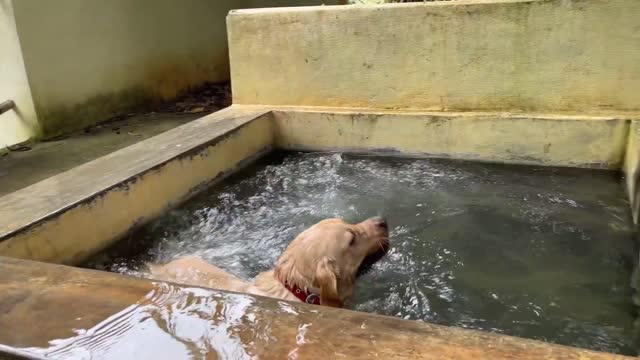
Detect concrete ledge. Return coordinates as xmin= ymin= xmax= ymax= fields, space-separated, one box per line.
xmin=1 ymin=105 xmax=638 ymax=266
xmin=0 ymin=106 xmax=273 ymax=264
xmin=0 ymin=256 xmax=630 ymax=359
xmin=273 ymin=107 xmax=631 ymax=169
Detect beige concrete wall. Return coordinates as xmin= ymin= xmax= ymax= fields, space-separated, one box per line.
xmin=229 ymin=0 xmax=640 ymax=113
xmin=273 ymin=108 xmax=629 ymax=169
xmin=0 ymin=0 xmax=38 ymax=148
xmin=10 ymin=0 xmax=342 ymax=139
xmin=11 ymin=0 xmax=238 ymax=138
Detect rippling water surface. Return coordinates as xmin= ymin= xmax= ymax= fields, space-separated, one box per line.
xmin=86 ymin=151 xmax=638 ymax=355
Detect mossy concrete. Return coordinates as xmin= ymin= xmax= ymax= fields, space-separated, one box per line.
xmin=229 ymin=0 xmax=640 ymax=113
xmin=26 ymin=52 xmax=232 ymax=139
xmin=32 ymin=87 xmax=156 ymax=139
xmin=2 ymin=0 xmax=343 ymax=142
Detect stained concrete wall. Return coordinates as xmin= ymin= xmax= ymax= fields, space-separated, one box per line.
xmin=229 ymin=0 xmax=640 ymax=113
xmin=4 ymin=0 xmax=343 ymax=142
xmin=0 ymin=106 xmax=631 ymax=264
xmin=273 ymin=109 xmax=629 ymax=169
xmin=10 ymin=0 xmax=239 ymax=139
xmin=0 ymin=0 xmax=38 ymax=150
xmin=0 ymin=106 xmax=274 ymax=264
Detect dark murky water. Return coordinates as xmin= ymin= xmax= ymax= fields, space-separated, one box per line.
xmin=86 ymin=151 xmax=638 ymax=355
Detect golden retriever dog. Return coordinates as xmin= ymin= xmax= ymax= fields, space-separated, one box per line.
xmin=147 ymin=217 xmax=389 ymax=308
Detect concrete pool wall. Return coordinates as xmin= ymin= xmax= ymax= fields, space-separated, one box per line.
xmin=0 ymin=0 xmax=639 ymax=357
xmin=0 ymin=107 xmax=274 ymax=264
xmin=0 ymin=106 xmax=637 ymax=264
xmin=227 ymin=0 xmax=640 ymax=220
xmin=0 ymin=106 xmax=639 ymax=358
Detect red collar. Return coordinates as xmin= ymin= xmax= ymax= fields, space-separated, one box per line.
xmin=284 ymin=283 xmax=321 ymax=305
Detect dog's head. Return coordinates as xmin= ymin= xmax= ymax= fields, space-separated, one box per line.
xmin=274 ymin=217 xmax=389 ymax=307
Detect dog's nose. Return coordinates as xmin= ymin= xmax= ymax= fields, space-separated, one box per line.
xmin=371 ymin=216 xmax=388 ymax=230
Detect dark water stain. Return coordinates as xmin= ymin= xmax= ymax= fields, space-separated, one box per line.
xmin=85 ymin=150 xmax=639 ymax=355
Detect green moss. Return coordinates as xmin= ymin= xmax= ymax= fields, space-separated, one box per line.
xmin=33 ymin=87 xmax=156 ymax=140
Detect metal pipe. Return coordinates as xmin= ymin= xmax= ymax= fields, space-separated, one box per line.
xmin=0 ymin=100 xmax=15 ymax=115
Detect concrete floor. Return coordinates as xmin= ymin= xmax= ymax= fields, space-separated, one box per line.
xmin=0 ymin=112 xmax=205 ymax=197
xmin=0 ymin=81 xmax=231 ymax=198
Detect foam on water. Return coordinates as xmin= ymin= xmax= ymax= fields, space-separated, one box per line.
xmin=86 ymin=151 xmax=638 ymax=355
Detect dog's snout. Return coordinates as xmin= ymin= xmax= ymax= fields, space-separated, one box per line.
xmin=371 ymin=216 xmax=388 ymax=230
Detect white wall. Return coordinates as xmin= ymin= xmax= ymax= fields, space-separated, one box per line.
xmin=0 ymin=0 xmax=38 ymax=148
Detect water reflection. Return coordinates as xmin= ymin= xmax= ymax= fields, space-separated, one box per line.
xmin=3 ymin=270 xmax=625 ymax=360
xmin=19 ymin=283 xmax=264 ymax=359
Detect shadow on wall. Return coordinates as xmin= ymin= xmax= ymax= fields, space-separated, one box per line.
xmin=5 ymin=0 xmax=345 ymax=143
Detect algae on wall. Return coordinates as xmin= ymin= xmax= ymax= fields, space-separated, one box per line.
xmin=10 ymin=0 xmax=237 ymax=140
xmin=8 ymin=0 xmax=343 ymax=141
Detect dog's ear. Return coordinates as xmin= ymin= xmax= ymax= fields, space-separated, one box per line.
xmin=315 ymin=257 xmax=342 ymax=307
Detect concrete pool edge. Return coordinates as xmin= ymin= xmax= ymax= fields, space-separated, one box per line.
xmin=0 ymin=106 xmax=275 ymax=264
xmin=1 ymin=104 xmax=639 ymax=265
xmin=0 ymin=255 xmax=632 ymax=359
xmin=0 ymin=105 xmax=638 ymax=357
xmin=271 ymin=106 xmax=632 ymax=169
